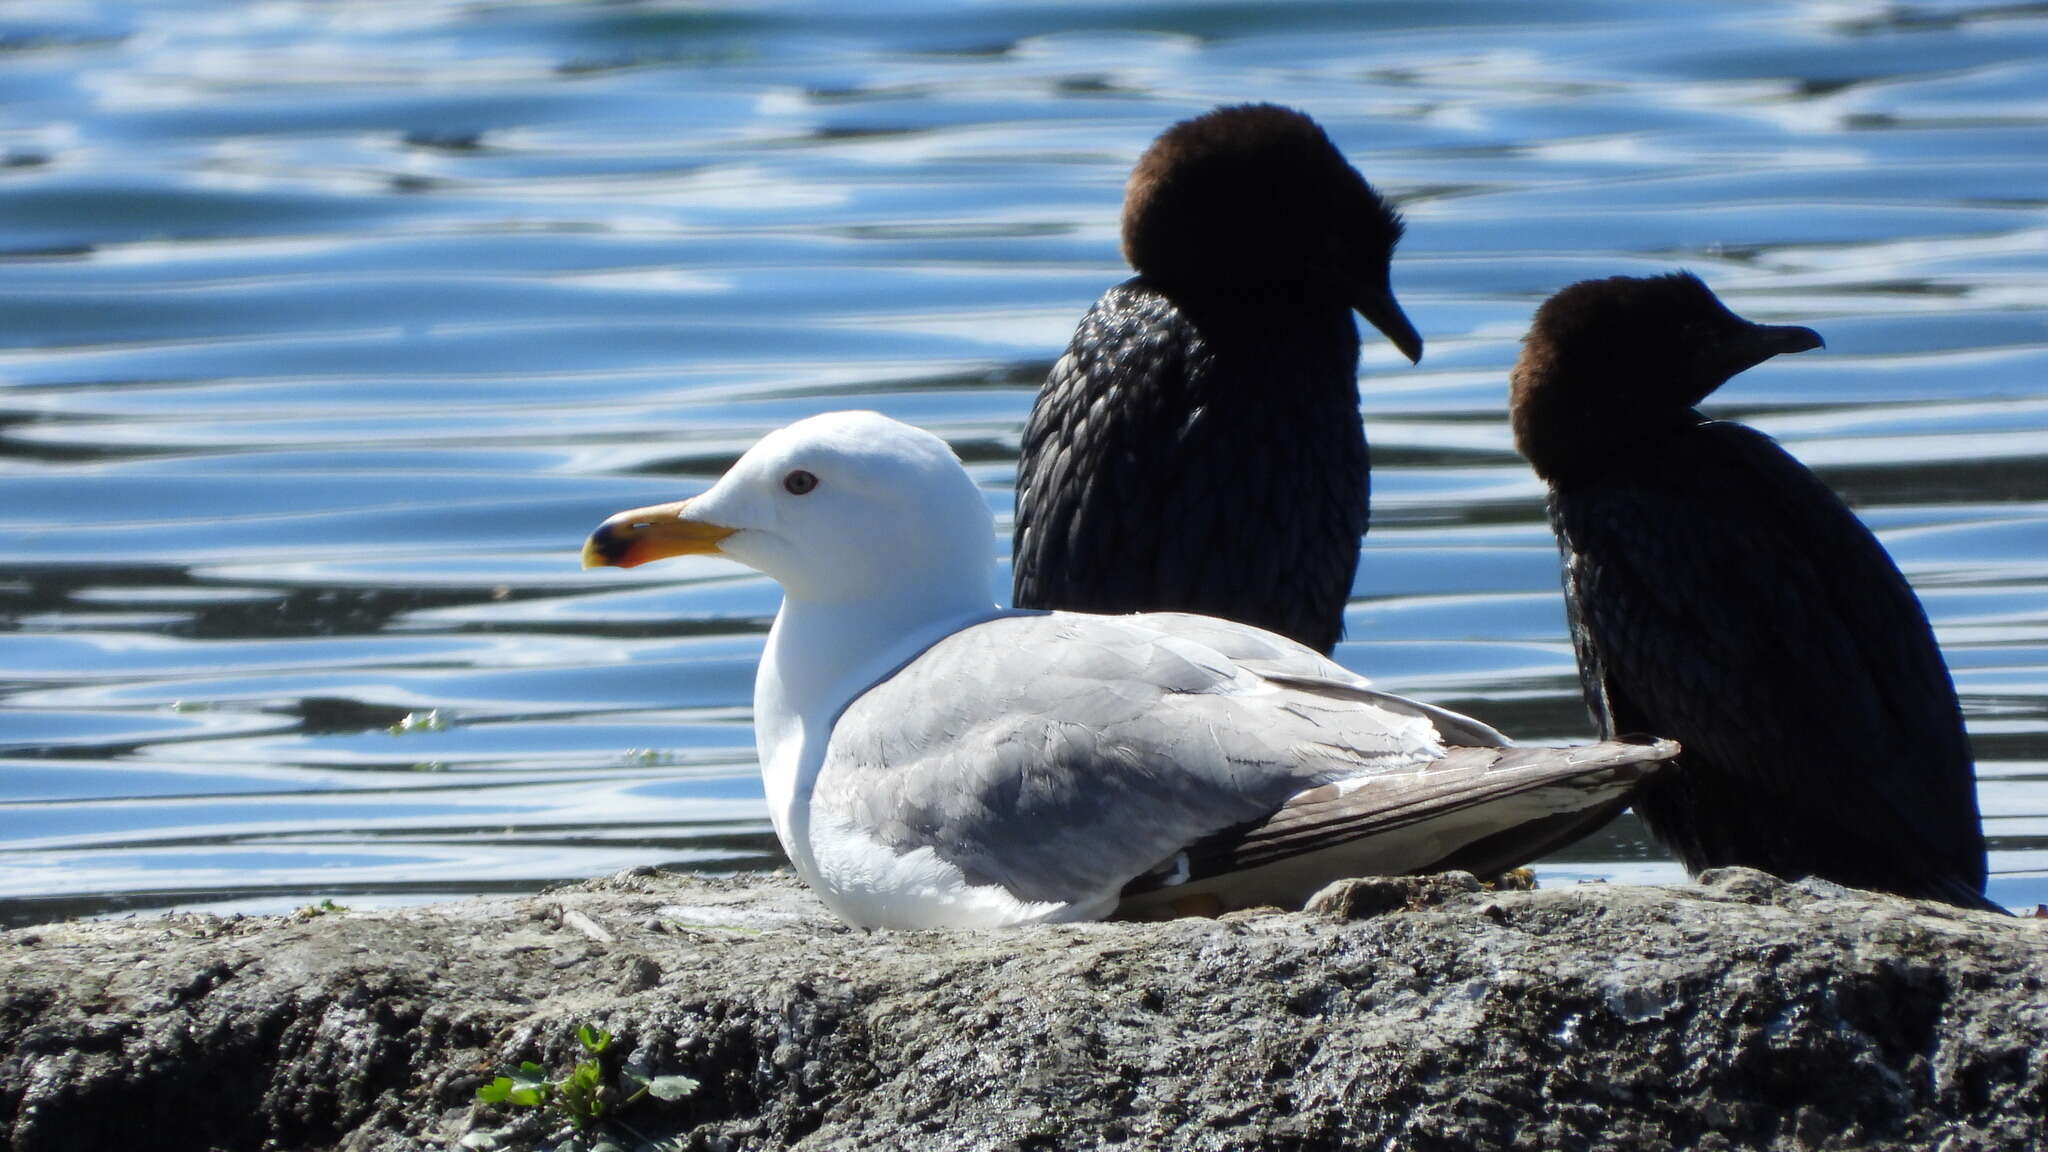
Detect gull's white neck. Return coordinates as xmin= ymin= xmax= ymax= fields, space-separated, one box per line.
xmin=753 ymin=582 xmax=998 ymax=886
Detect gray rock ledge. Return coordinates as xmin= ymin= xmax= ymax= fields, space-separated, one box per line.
xmin=2 ymin=868 xmax=2044 ymax=1152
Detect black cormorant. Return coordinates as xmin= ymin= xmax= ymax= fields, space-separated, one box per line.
xmin=1512 ymin=271 xmax=1996 ymax=911
xmin=1012 ymin=104 xmax=1422 ymax=654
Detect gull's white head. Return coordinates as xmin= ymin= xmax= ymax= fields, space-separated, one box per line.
xmin=581 ymin=411 xmax=995 ymax=606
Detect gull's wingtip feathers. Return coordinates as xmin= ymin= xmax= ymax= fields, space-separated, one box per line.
xmin=1117 ymin=735 xmax=1681 ymax=912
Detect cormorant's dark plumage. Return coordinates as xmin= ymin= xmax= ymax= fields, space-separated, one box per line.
xmin=1513 ymin=272 xmax=1996 ymax=911
xmin=1013 ymin=104 xmax=1420 ymax=654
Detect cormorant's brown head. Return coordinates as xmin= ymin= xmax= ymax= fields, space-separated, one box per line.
xmin=1510 ymin=272 xmax=1823 ymax=479
xmin=1120 ymin=103 xmax=1421 ymax=363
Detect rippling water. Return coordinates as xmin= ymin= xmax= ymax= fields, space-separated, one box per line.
xmin=3 ymin=0 xmax=2046 ymax=924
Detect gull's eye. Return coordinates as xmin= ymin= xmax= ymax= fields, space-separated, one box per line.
xmin=783 ymin=469 xmax=818 ymax=496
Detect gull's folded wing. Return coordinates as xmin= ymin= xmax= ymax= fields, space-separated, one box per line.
xmin=821 ymin=610 xmax=1674 ymax=919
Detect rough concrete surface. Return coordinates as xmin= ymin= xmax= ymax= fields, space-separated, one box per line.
xmin=1 ymin=868 xmax=2044 ymax=1152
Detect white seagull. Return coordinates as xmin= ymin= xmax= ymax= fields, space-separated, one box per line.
xmin=583 ymin=411 xmax=1675 ymax=930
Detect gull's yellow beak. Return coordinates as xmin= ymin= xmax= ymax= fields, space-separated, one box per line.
xmin=581 ymin=499 xmax=736 ymax=569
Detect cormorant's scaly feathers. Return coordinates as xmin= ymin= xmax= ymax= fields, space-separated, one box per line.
xmin=1016 ymin=281 xmax=1367 ymax=652
xmin=1514 ymin=272 xmax=1997 ymax=912
xmin=1014 ymin=104 xmax=1419 ymax=654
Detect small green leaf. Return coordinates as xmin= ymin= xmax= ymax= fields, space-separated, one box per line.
xmin=492 ymin=1062 xmax=549 ymax=1108
xmin=556 ymin=1059 xmax=605 ymax=1127
xmin=644 ymin=1074 xmax=700 ymax=1101
xmin=576 ymin=1025 xmax=612 ymax=1055
xmin=476 ymin=1072 xmax=546 ymax=1108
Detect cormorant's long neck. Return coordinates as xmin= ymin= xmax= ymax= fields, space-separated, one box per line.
xmin=1517 ymin=391 xmax=1709 ymax=484
xmin=1149 ymin=274 xmax=1359 ymax=346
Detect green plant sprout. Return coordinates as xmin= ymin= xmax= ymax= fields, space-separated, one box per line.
xmin=476 ymin=1024 xmax=698 ymax=1140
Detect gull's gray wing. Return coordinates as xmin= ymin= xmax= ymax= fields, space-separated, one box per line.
xmin=1123 ymin=611 xmax=1367 ymax=682
xmin=1131 ymin=613 xmax=1510 ymax=746
xmin=1083 ymin=611 xmax=1512 ymax=746
xmin=815 ymin=611 xmax=1447 ymax=908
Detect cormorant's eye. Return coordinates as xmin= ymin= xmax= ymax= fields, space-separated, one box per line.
xmin=783 ymin=470 xmax=819 ymax=496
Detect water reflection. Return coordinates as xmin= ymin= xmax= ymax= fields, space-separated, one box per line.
xmin=2 ymin=0 xmax=2045 ymax=924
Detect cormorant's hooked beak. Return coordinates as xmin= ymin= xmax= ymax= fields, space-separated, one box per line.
xmin=581 ymin=499 xmax=735 ymax=569
xmin=1728 ymin=322 xmax=1825 ymax=376
xmin=1351 ymin=279 xmax=1424 ymax=365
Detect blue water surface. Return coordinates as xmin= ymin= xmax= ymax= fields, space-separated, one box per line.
xmin=2 ymin=0 xmax=2045 ymax=922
